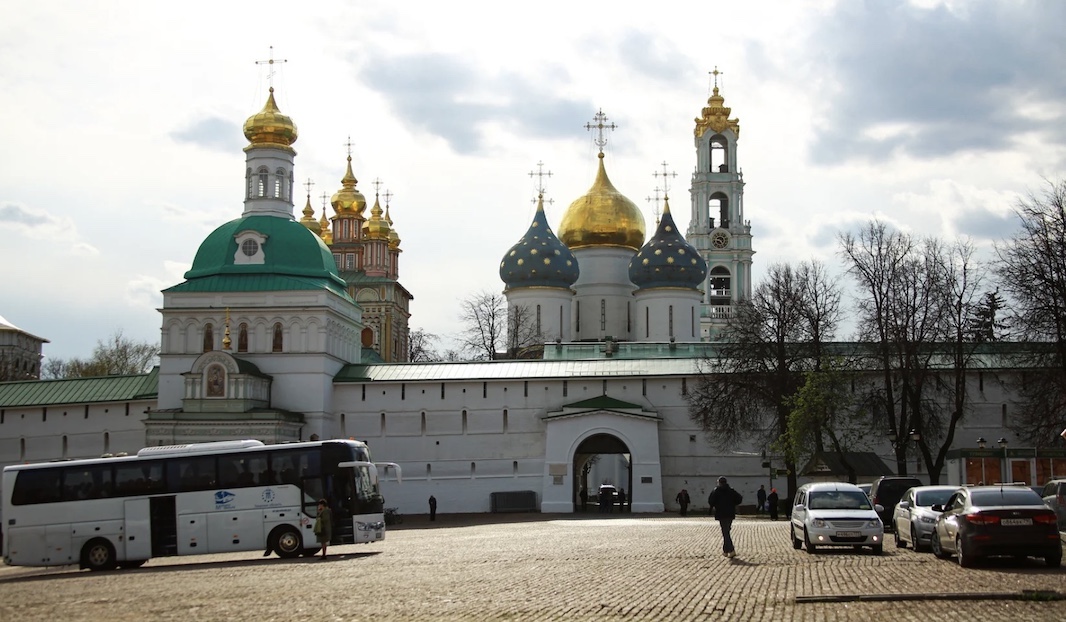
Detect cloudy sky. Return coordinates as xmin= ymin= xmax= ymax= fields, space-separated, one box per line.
xmin=2 ymin=0 xmax=1064 ymax=361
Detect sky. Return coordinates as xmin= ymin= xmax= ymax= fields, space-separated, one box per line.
xmin=1 ymin=0 xmax=1064 ymax=362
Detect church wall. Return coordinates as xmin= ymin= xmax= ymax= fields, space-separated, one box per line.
xmin=0 ymin=399 xmax=151 ymax=467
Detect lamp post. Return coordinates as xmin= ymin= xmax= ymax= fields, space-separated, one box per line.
xmin=888 ymin=428 xmax=921 ymax=474
xmin=998 ymin=437 xmax=1008 ymax=483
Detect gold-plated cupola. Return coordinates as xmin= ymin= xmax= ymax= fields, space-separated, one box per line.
xmin=557 ymin=152 xmax=646 ymax=251
xmin=330 ymin=155 xmax=367 ymax=215
xmin=694 ymin=85 xmax=740 ymax=139
xmin=243 ymin=88 xmax=299 ymax=151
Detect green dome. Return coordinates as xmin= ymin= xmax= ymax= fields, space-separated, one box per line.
xmin=175 ymin=215 xmax=349 ymax=296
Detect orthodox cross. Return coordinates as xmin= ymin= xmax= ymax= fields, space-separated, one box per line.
xmin=709 ymin=65 xmax=723 ymax=93
xmin=528 ymin=160 xmax=553 ymax=205
xmin=303 ymin=178 xmax=314 ymax=200
xmin=344 ymin=136 xmax=355 ymax=157
xmin=255 ymin=46 xmax=287 ymax=89
xmin=320 ymin=191 xmax=330 ymax=211
xmin=383 ymin=189 xmax=393 ymax=206
xmin=372 ymin=177 xmax=384 ymax=198
xmin=653 ymin=161 xmax=677 ymax=199
xmin=585 ymin=109 xmax=617 ymax=153
xmin=646 ymin=187 xmax=663 ymax=224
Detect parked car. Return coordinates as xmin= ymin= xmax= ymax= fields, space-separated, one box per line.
xmin=930 ymin=485 xmax=1062 ymax=568
xmin=892 ymin=485 xmax=959 ymax=551
xmin=1039 ymin=479 xmax=1066 ymax=531
xmin=790 ymin=482 xmax=884 ymax=555
xmin=857 ymin=483 xmax=872 ymax=499
xmin=869 ymin=476 xmax=922 ymax=531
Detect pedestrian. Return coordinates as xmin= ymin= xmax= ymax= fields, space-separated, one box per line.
xmin=313 ymin=498 xmax=332 ymax=559
xmin=756 ymin=485 xmax=767 ymax=516
xmin=618 ymin=488 xmax=627 ymax=512
xmin=707 ymin=477 xmax=743 ymax=558
xmin=675 ymin=488 xmax=691 ymax=516
xmin=429 ymin=495 xmax=437 ymax=521
xmin=767 ymin=487 xmax=779 ymax=521
xmin=579 ymin=487 xmax=588 ymax=512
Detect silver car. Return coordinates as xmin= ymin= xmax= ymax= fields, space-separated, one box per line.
xmin=892 ymin=485 xmax=958 ymax=551
xmin=790 ymin=482 xmax=885 ymax=555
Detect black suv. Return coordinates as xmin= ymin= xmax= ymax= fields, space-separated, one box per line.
xmin=869 ymin=476 xmax=922 ymax=531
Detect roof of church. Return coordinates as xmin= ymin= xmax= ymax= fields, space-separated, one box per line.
xmin=170 ymin=215 xmax=351 ymax=300
xmin=629 ymin=198 xmax=707 ymax=290
xmin=0 ymin=367 xmax=158 ymax=408
xmin=335 ymin=357 xmax=701 ymax=382
xmin=0 ymin=314 xmax=48 ymax=342
xmin=500 ymin=193 xmax=579 ymax=290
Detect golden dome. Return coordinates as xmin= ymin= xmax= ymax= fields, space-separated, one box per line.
xmin=385 ymin=204 xmax=401 ymax=250
xmin=243 ymin=88 xmax=298 ymax=151
xmin=299 ymin=194 xmax=321 ymax=235
xmin=318 ymin=212 xmax=333 ymax=244
xmin=694 ymin=86 xmax=740 ymax=139
xmin=330 ymin=155 xmax=367 ymax=215
xmin=363 ymin=195 xmax=391 ymax=241
xmin=557 ymin=152 xmax=646 ymax=251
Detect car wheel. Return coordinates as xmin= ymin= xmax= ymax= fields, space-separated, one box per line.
xmin=804 ymin=528 xmax=817 ymax=554
xmin=82 ymin=538 xmax=117 ymax=571
xmin=931 ymin=531 xmax=950 ymax=559
xmin=872 ymin=543 xmax=883 ymax=555
xmin=272 ymin=526 xmax=303 ymax=559
xmin=791 ymin=525 xmax=802 ymax=550
xmin=956 ymin=535 xmax=976 ymax=568
xmin=1046 ymin=552 xmax=1062 ymax=568
xmin=894 ymin=528 xmax=905 ymax=548
xmin=910 ymin=525 xmax=925 ymax=552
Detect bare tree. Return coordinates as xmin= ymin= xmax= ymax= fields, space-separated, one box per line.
xmin=688 ymin=260 xmax=841 ymax=500
xmin=408 ymin=328 xmax=442 ymax=362
xmin=457 ymin=291 xmax=509 ymax=361
xmin=995 ymin=180 xmax=1066 ymax=445
xmin=42 ymin=330 xmax=159 ymax=378
xmin=506 ymin=305 xmax=543 ymax=359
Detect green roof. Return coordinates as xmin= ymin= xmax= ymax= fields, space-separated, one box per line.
xmin=0 ymin=367 xmax=158 ymax=408
xmin=164 ymin=274 xmax=352 ymax=300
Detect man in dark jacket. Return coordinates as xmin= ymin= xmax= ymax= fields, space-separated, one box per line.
xmin=707 ymin=476 xmax=743 ymax=558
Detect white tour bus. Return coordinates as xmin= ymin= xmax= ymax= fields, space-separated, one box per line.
xmin=2 ymin=439 xmax=400 ymax=570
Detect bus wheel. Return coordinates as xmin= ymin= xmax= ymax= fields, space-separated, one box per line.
xmin=272 ymin=526 xmax=303 ymax=558
xmin=82 ymin=539 xmax=117 ymax=571
xmin=118 ymin=559 xmax=147 ymax=569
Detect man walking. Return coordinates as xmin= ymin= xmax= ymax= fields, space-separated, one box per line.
xmin=756 ymin=485 xmax=767 ymax=516
xmin=707 ymin=476 xmax=743 ymax=558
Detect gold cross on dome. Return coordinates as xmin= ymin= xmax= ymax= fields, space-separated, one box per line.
xmin=344 ymin=136 xmax=355 ymax=157
xmin=383 ymin=189 xmax=393 ymax=206
xmin=303 ymin=177 xmax=314 ymax=199
xmin=255 ymin=46 xmax=288 ymax=89
xmin=320 ymin=191 xmax=329 ymax=210
xmin=528 ymin=161 xmax=553 ymax=196
xmin=372 ymin=177 xmax=384 ymax=197
xmin=646 ymin=187 xmax=663 ymax=224
xmin=710 ymin=66 xmax=723 ymax=90
xmin=585 ymin=109 xmax=617 ymax=153
xmin=653 ymin=161 xmax=677 ymax=197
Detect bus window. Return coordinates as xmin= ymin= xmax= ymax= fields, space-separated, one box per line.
xmin=115 ymin=462 xmax=164 ymax=495
xmin=64 ymin=464 xmax=113 ymax=500
xmin=168 ymin=456 xmax=217 ymax=492
xmin=11 ymin=468 xmax=62 ymax=505
xmin=218 ymin=452 xmax=270 ymax=487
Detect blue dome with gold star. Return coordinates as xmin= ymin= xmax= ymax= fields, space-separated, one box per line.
xmin=500 ymin=194 xmax=579 ymax=291
xmin=629 ymin=198 xmax=706 ymax=290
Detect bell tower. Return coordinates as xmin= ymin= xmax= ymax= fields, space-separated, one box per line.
xmin=686 ymin=69 xmax=754 ymax=340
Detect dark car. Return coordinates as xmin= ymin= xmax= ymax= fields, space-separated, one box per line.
xmin=869 ymin=476 xmax=922 ymax=531
xmin=930 ymin=485 xmax=1062 ymax=568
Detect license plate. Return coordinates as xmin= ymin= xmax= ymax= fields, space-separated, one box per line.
xmin=1001 ymin=518 xmax=1032 ymax=526
xmin=836 ymin=531 xmax=861 ymax=537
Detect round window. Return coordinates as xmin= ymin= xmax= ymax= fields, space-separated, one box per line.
xmin=241 ymin=239 xmax=259 ymax=257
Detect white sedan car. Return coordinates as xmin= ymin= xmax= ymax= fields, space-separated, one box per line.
xmin=892 ymin=485 xmax=959 ymax=551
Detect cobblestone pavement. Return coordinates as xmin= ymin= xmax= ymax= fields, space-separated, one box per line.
xmin=2 ymin=515 xmax=1065 ymax=621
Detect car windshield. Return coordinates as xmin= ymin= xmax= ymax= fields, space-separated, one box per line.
xmin=808 ymin=490 xmax=872 ymax=510
xmin=970 ymin=489 xmax=1043 ymax=506
xmin=915 ymin=489 xmax=955 ymax=507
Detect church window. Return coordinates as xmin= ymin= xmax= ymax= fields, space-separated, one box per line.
xmin=333 ymin=253 xmax=342 ymax=267
xmin=238 ymin=323 xmax=248 ymax=352
xmin=563 ymin=380 xmax=568 ymax=397
xmin=426 ymin=464 xmax=431 ymax=479
xmin=709 ymin=267 xmax=731 ymax=299
xmin=275 ymin=168 xmax=287 ymax=200
xmin=104 ymin=432 xmax=110 ymax=454
xmin=642 ymin=379 xmax=647 ymax=396
xmin=710 ymin=135 xmax=728 ymax=172
xmin=575 ymin=301 xmax=580 ymax=332
xmin=600 ymin=299 xmax=606 ymax=331
xmin=470 ymin=462 xmax=476 ymax=477
xmin=246 ymin=168 xmax=252 ymax=199
xmin=62 ymin=435 xmax=68 ymax=458
xmin=206 ymin=364 xmax=225 ymax=398
xmin=20 ymin=438 xmax=25 ymax=461
xmin=241 ymin=239 xmax=259 ymax=257
xmin=401 ymin=384 xmax=406 ymax=400
xmin=1001 ymin=404 xmax=1008 ymax=426
xmin=483 ymin=382 xmax=487 ymax=398
xmin=691 ymin=307 xmax=696 ymax=337
xmin=709 ymin=193 xmax=729 ymax=229
xmin=681 ymin=378 xmax=688 ymax=395
xmin=272 ymin=323 xmax=283 ymax=352
xmin=420 ymin=412 xmax=426 ymax=435
xmin=669 ymin=305 xmax=674 ymax=338
xmin=512 ymin=460 xmax=517 ymax=475
xmin=203 ymin=323 xmax=213 ymax=352
xmin=536 ymin=305 xmax=542 ymax=335
xmin=346 ymin=254 xmax=356 ymax=270
xmin=462 ymin=410 xmax=468 ymax=434
xmin=524 ymin=381 xmax=528 ymax=397
xmin=645 ymin=308 xmax=650 ymax=338
xmin=503 ymin=409 xmax=508 ymax=433
xmin=257 ymin=168 xmax=268 ymax=197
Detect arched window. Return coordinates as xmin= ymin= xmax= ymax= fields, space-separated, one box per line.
xmin=669 ymin=305 xmax=674 ymax=338
xmin=709 ymin=193 xmax=729 ymax=229
xmin=536 ymin=305 xmax=542 ymax=335
xmin=709 ymin=266 xmax=731 ymax=300
xmin=710 ymin=135 xmax=728 ymax=172
xmin=272 ymin=323 xmax=283 ymax=352
xmin=203 ymin=323 xmax=214 ymax=352
xmin=257 ymin=167 xmax=268 ymax=197
xmin=274 ymin=168 xmax=286 ymax=199
xmin=238 ymin=323 xmax=248 ymax=353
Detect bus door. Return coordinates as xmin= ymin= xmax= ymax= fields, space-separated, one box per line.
xmin=149 ymin=496 xmax=177 ymax=557
xmin=123 ymin=499 xmax=152 ymax=561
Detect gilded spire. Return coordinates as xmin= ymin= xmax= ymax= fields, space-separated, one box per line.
xmin=243 ymin=87 xmax=299 ymax=150
xmin=384 ymin=190 xmax=401 ymax=250
xmin=299 ymin=178 xmax=322 ymax=234
xmin=318 ymin=192 xmax=333 ymax=244
xmin=363 ymin=192 xmax=391 ymax=241
xmin=330 ymin=138 xmax=367 ymax=215
xmin=222 ymin=308 xmax=232 ymax=351
xmin=695 ymin=68 xmax=740 ymax=138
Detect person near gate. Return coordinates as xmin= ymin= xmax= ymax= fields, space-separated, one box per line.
xmin=707 ymin=477 xmax=743 ymax=558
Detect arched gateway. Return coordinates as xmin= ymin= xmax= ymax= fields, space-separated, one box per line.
xmin=540 ymin=396 xmax=665 ymax=513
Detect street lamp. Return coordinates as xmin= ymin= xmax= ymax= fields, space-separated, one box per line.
xmin=888 ymin=428 xmax=921 ymax=448
xmin=998 ymin=437 xmax=1008 ymax=483
xmin=976 ymin=437 xmax=987 ymax=484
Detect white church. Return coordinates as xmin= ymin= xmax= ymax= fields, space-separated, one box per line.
xmin=0 ymin=81 xmax=1049 ymax=515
